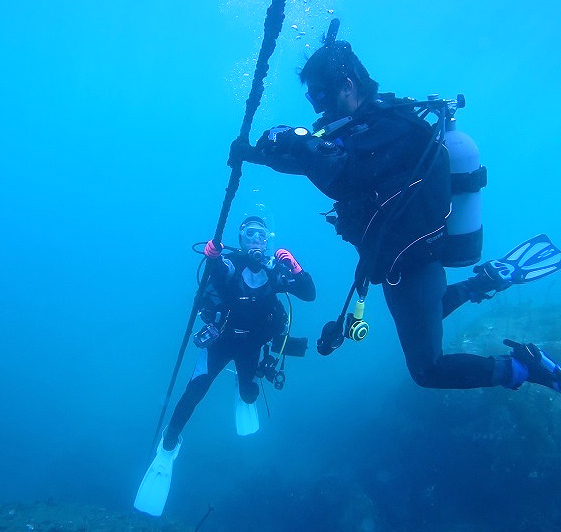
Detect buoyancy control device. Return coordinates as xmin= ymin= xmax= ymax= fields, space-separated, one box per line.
xmin=315 ymin=93 xmax=488 ymax=356
xmin=314 ymin=92 xmax=488 ymax=269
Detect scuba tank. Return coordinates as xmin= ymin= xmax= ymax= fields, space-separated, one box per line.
xmin=441 ymin=114 xmax=488 ymax=267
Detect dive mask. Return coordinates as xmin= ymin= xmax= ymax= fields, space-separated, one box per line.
xmin=305 ymin=83 xmax=341 ymax=115
xmin=240 ymin=226 xmax=269 ymax=241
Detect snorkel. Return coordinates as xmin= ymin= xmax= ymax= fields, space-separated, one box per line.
xmin=304 ymin=18 xmax=341 ymax=114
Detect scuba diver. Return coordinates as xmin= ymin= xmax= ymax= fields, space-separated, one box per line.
xmin=229 ymin=22 xmax=561 ymax=394
xmin=134 ymin=215 xmax=315 ymax=517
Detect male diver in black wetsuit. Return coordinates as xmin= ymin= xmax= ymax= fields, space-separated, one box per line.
xmin=230 ymin=31 xmax=561 ymax=394
xmin=134 ymin=215 xmax=315 ymax=516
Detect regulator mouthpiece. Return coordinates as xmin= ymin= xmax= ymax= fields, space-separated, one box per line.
xmin=317 ymin=319 xmax=345 ymax=356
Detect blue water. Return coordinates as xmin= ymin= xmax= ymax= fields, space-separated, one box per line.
xmin=2 ymin=1 xmax=561 ymax=531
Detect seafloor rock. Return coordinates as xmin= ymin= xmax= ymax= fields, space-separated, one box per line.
xmin=0 ymin=500 xmax=193 ymax=532
xmin=448 ymin=303 xmax=561 ymax=359
xmin=353 ymin=303 xmax=561 ymax=532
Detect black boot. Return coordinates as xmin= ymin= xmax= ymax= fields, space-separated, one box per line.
xmin=163 ymin=426 xmax=181 ymax=451
xmin=465 ymin=260 xmax=515 ymax=302
xmin=467 ymin=235 xmax=561 ymax=302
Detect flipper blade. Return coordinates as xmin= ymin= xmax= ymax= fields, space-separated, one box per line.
xmin=235 ymin=396 xmax=260 ymax=436
xmin=501 ymin=234 xmax=561 ymax=284
xmin=234 ymin=373 xmax=259 ymax=436
xmin=134 ymin=437 xmax=182 ymax=517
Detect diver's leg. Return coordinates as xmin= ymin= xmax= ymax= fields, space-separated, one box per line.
xmin=384 ymin=261 xmax=509 ymax=389
xmin=233 ymin=342 xmax=261 ymax=404
xmin=164 ymin=345 xmax=229 ymax=449
xmin=441 ymin=280 xmax=472 ymax=319
xmin=442 ymin=274 xmax=502 ymax=319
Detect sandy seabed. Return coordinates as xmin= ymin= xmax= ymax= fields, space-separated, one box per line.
xmin=0 ymin=501 xmax=196 ymax=532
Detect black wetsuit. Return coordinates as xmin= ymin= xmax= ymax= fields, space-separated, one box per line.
xmin=251 ymin=96 xmax=509 ymax=390
xmin=164 ymin=252 xmax=315 ymax=448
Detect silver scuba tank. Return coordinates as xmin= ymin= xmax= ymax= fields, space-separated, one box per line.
xmin=441 ymin=116 xmax=487 ymax=267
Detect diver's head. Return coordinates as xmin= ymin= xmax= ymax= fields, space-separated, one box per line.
xmin=299 ymin=40 xmax=378 ymax=118
xmin=239 ymin=216 xmax=270 ymax=255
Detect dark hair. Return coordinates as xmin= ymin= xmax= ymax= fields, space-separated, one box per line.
xmin=299 ymin=41 xmax=378 ymax=99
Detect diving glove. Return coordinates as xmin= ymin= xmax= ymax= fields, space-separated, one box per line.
xmin=228 ymin=136 xmax=258 ymax=167
xmin=257 ymin=126 xmax=310 ymax=156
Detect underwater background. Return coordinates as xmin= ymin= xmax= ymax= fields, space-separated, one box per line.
xmin=2 ymin=1 xmax=561 ymax=531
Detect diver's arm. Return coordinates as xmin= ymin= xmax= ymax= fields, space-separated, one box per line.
xmin=209 ymin=254 xmax=236 ymax=292
xmin=239 ymin=134 xmax=350 ymax=198
xmin=274 ymin=258 xmax=316 ymax=301
xmin=229 ymin=136 xmax=305 ymax=175
xmin=244 ymin=145 xmax=306 ymax=175
xmin=230 ymin=126 xmax=349 ymax=184
xmin=287 ymin=270 xmax=316 ymax=301
xmin=292 ymin=136 xmax=349 ymax=199
xmin=258 ymin=127 xmax=351 ymax=198
xmin=273 ymin=249 xmax=316 ymax=302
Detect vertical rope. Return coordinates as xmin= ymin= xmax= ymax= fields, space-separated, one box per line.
xmin=148 ymin=0 xmax=287 ymax=455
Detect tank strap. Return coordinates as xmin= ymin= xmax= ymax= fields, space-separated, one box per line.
xmin=451 ymin=165 xmax=487 ymax=194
